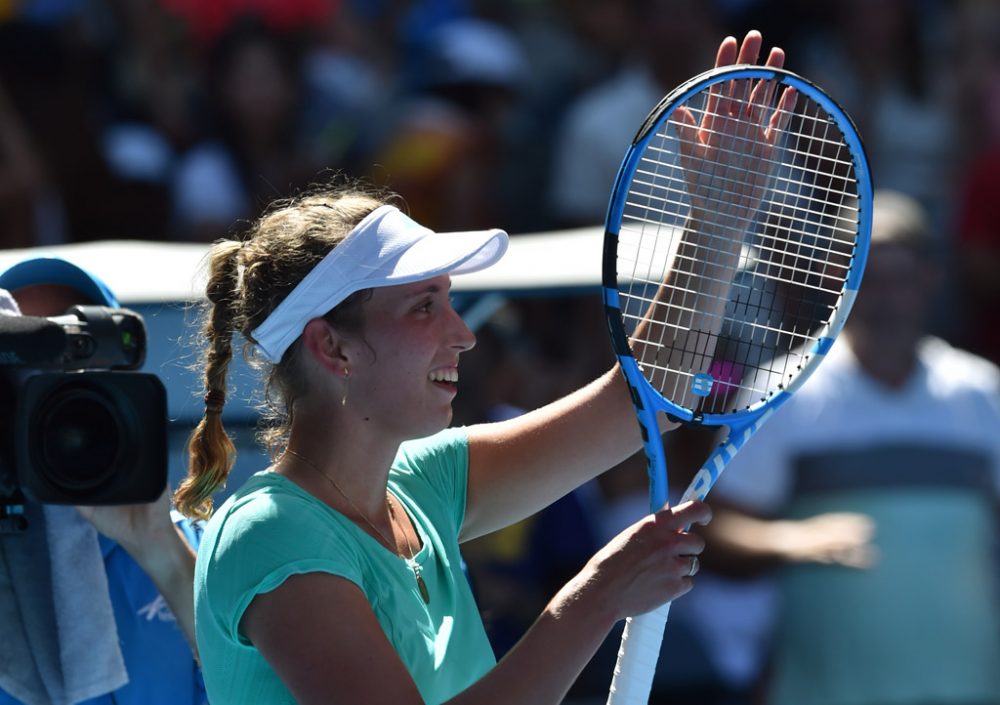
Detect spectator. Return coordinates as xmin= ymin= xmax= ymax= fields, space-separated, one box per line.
xmin=0 ymin=78 xmax=46 ymax=248
xmin=703 ymin=190 xmax=1000 ymax=705
xmin=367 ymin=17 xmax=528 ymax=232
xmin=172 ymin=17 xmax=319 ymax=241
xmin=547 ymin=0 xmax=719 ymax=226
xmin=793 ymin=0 xmax=958 ymax=231
xmin=952 ymin=0 xmax=1000 ymax=364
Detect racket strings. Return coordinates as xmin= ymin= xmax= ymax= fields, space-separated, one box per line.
xmin=651 ymin=84 xmax=758 ymax=400
xmin=621 ymin=236 xmax=851 ymax=295
xmin=775 ymin=105 xmax=855 ymax=356
xmin=644 ymin=140 xmax=858 ymax=192
xmin=618 ymin=80 xmax=860 ymax=414
xmin=622 ymin=300 xmax=833 ymax=344
xmin=631 ymin=169 xmax=860 ymax=231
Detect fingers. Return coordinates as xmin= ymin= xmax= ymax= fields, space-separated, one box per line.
xmin=731 ymin=31 xmax=762 ymax=107
xmin=735 ymin=30 xmax=763 ymax=65
xmin=748 ymin=46 xmax=784 ymax=121
xmin=591 ymin=502 xmax=712 ymax=616
xmin=703 ymin=80 xmax=727 ymax=136
xmin=809 ymin=512 xmax=878 ymax=569
xmin=651 ymin=501 xmax=710 ymax=582
xmin=828 ymin=543 xmax=879 ymax=570
xmin=713 ymin=35 xmax=739 ymax=69
xmin=746 ymin=42 xmax=784 ymax=122
xmin=713 ymin=29 xmax=763 ymax=69
xmin=672 ymin=106 xmax=700 ymax=160
xmin=708 ymin=34 xmax=739 ymax=124
xmin=711 ymin=30 xmax=785 ymax=127
xmin=657 ymin=499 xmax=713 ymax=530
xmin=763 ymin=45 xmax=785 ymax=70
xmin=768 ymin=86 xmax=798 ymax=139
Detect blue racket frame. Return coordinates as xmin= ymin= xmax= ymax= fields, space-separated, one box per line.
xmin=602 ymin=65 xmax=872 ymax=705
xmin=603 ymin=65 xmax=873 ymax=512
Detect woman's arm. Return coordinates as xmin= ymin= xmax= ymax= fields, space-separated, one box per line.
xmin=242 ymin=500 xmax=711 ymax=705
xmin=463 ymin=31 xmax=791 ymax=541
xmin=242 ymin=573 xmax=426 ymax=703
xmin=463 ymin=365 xmax=659 ymax=540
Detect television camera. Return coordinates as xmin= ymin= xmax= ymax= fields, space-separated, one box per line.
xmin=0 ymin=305 xmax=167 ymax=532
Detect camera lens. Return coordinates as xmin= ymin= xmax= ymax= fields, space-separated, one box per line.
xmin=17 ymin=371 xmax=167 ymax=505
xmin=37 ymin=387 xmax=122 ymax=491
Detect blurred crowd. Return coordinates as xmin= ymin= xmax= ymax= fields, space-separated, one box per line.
xmin=3 ymin=0 xmax=1000 ymax=703
xmin=0 ymin=0 xmax=998 ymax=353
xmin=2 ymin=0 xmax=998 ymax=359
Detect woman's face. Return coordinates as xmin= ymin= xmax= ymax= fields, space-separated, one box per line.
xmin=344 ymin=275 xmax=476 ymax=438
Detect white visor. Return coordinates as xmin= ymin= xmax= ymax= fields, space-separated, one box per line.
xmin=251 ymin=205 xmax=509 ymax=362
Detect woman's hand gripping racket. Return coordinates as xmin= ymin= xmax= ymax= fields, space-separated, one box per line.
xmin=603 ymin=32 xmax=872 ymax=705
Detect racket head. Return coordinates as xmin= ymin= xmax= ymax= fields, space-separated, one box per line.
xmin=603 ymin=65 xmax=872 ymax=428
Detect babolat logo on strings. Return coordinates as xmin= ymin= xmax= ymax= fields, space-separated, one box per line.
xmin=691 ymin=373 xmax=714 ymax=397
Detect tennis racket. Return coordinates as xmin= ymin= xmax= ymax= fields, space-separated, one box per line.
xmin=603 ymin=64 xmax=872 ymax=704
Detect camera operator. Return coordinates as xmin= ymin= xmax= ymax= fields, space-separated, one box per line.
xmin=0 ymin=257 xmax=204 ymax=705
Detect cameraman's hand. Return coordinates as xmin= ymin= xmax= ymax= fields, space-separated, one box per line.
xmin=76 ymin=488 xmax=175 ymax=553
xmin=77 ymin=490 xmax=199 ymax=659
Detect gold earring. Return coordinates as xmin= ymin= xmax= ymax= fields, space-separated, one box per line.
xmin=341 ymin=368 xmax=349 ymax=407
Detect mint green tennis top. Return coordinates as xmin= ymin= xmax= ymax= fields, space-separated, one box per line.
xmin=194 ymin=428 xmax=497 ymax=704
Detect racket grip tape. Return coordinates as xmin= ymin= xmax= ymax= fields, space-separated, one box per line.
xmin=606 ymin=602 xmax=673 ymax=705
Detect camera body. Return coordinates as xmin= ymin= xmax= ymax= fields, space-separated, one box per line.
xmin=0 ymin=305 xmax=167 ymax=517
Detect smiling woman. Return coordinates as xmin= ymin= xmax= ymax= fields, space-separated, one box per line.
xmin=174 ymin=172 xmax=711 ymax=705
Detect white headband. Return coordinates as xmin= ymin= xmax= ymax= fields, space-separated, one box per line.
xmin=251 ymin=205 xmax=509 ymax=362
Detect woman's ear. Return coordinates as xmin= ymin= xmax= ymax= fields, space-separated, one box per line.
xmin=301 ymin=318 xmax=349 ymax=374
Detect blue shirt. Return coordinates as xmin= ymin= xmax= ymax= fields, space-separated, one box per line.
xmin=0 ymin=516 xmax=207 ymax=705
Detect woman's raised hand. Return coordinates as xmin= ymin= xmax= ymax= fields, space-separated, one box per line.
xmin=673 ymin=30 xmax=798 ymax=225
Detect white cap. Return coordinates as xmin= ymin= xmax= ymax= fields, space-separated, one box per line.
xmin=251 ymin=205 xmax=508 ymax=362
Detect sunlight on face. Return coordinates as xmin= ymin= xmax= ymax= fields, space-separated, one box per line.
xmin=344 ymin=275 xmax=476 ymax=438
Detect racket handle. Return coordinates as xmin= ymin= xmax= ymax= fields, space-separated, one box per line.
xmin=606 ymin=601 xmax=673 ymax=705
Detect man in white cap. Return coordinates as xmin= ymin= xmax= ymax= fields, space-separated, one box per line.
xmin=700 ymin=190 xmax=1000 ymax=705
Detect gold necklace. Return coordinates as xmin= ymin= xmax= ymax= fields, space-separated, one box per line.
xmin=283 ymin=449 xmax=430 ymax=604
xmin=387 ymin=496 xmax=431 ymax=604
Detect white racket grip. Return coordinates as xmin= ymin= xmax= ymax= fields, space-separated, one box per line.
xmin=606 ymin=601 xmax=673 ymax=705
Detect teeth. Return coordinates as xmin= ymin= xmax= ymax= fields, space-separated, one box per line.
xmin=429 ymin=369 xmax=458 ymax=383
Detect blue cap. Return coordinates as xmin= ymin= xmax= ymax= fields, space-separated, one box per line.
xmin=0 ymin=257 xmax=119 ymax=307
